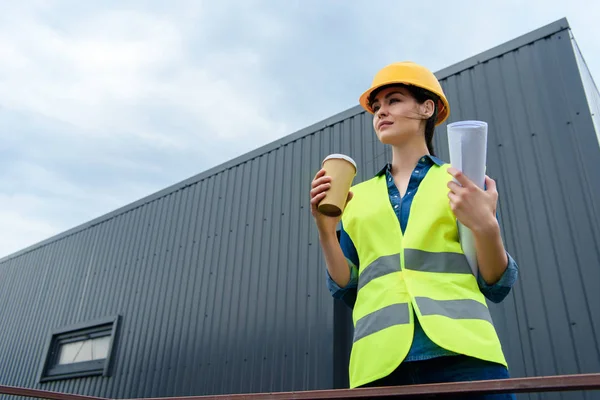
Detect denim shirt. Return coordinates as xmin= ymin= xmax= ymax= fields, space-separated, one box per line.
xmin=326 ymin=155 xmax=519 ymax=362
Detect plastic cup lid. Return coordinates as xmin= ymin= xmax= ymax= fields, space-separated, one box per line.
xmin=322 ymin=153 xmax=357 ymax=170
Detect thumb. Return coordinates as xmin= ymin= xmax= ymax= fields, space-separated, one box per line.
xmin=345 ymin=191 xmax=354 ymax=205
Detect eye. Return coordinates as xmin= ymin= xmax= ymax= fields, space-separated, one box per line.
xmin=389 ymin=97 xmax=400 ymax=104
xmin=372 ymin=104 xmax=380 ymax=112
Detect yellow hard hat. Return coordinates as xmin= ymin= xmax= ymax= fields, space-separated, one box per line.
xmin=359 ymin=61 xmax=450 ymax=125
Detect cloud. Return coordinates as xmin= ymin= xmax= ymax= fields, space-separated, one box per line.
xmin=1 ymin=0 xmax=599 ymax=259
xmin=0 ymin=2 xmax=292 ymax=150
xmin=0 ymin=1 xmax=297 ymax=258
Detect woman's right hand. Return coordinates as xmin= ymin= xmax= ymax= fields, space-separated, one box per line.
xmin=310 ymin=168 xmax=353 ymax=236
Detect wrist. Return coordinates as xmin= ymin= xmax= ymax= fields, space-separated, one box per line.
xmin=472 ymin=215 xmax=500 ymax=237
xmin=318 ymin=229 xmax=339 ymax=244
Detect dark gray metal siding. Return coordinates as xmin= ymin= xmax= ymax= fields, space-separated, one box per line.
xmin=431 ymin=21 xmax=600 ymax=400
xmin=335 ymin=20 xmax=600 ymax=400
xmin=0 ymin=154 xmax=339 ymax=397
xmin=1 ymin=17 xmax=599 ymax=400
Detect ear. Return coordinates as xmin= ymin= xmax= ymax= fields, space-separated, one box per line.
xmin=421 ymin=99 xmax=435 ymax=119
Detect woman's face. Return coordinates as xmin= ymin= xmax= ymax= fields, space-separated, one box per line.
xmin=370 ymin=86 xmax=431 ymax=146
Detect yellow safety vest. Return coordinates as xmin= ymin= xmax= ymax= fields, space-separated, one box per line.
xmin=341 ymin=162 xmax=507 ymax=388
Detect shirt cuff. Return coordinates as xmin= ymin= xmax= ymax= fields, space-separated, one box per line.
xmin=325 ymin=259 xmax=359 ymax=296
xmin=477 ymin=251 xmax=519 ymax=303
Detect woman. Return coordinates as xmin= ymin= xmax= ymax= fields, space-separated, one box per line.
xmin=310 ymin=62 xmax=518 ymax=399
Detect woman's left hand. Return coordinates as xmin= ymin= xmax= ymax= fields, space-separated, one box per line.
xmin=447 ymin=167 xmax=498 ymax=234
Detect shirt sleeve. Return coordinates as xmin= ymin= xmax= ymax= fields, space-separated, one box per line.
xmin=325 ymin=222 xmax=359 ymax=309
xmin=477 ymin=250 xmax=519 ymax=303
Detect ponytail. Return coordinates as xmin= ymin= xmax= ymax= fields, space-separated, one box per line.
xmin=424 ymin=105 xmax=438 ymax=156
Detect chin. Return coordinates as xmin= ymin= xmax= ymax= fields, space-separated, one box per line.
xmin=377 ymin=130 xmax=405 ymax=145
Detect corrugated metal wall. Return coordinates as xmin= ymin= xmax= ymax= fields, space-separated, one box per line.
xmin=0 ymin=152 xmax=339 ymax=397
xmin=332 ymin=19 xmax=600 ymax=400
xmin=432 ymin=20 xmax=600 ymax=400
xmin=1 ymin=18 xmax=599 ymax=400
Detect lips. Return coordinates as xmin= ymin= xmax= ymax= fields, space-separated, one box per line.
xmin=378 ymin=120 xmax=393 ymax=130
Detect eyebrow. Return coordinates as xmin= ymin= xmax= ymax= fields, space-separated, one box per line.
xmin=385 ymin=91 xmax=405 ymax=98
xmin=372 ymin=91 xmax=406 ymax=104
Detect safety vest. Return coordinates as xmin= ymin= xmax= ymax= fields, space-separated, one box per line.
xmin=341 ymin=162 xmax=507 ymax=388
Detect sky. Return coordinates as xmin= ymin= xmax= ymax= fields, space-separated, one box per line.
xmin=1 ymin=0 xmax=599 ymax=259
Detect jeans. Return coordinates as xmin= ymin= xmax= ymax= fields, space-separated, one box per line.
xmin=360 ymin=355 xmax=516 ymax=399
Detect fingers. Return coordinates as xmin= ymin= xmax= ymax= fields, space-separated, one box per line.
xmin=344 ymin=191 xmax=354 ymax=206
xmin=312 ymin=175 xmax=331 ymax=187
xmin=313 ymin=168 xmax=326 ymax=182
xmin=310 ymin=176 xmax=332 ymax=206
xmin=310 ymin=190 xmax=328 ymax=206
xmin=447 ymin=190 xmax=461 ymax=211
xmin=310 ymin=180 xmax=330 ymax=197
xmin=311 ymin=170 xmax=331 ymax=189
xmin=447 ymin=167 xmax=474 ymax=188
xmin=485 ymin=175 xmax=497 ymax=193
xmin=311 ymin=169 xmax=332 ymax=204
xmin=310 ymin=170 xmax=354 ymax=212
xmin=447 ymin=180 xmax=462 ymax=194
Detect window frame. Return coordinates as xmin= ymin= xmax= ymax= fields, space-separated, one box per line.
xmin=38 ymin=315 xmax=121 ymax=382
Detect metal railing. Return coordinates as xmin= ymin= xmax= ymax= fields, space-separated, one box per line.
xmin=1 ymin=373 xmax=600 ymax=400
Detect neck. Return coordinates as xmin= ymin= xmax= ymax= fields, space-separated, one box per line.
xmin=390 ymin=139 xmax=430 ymax=177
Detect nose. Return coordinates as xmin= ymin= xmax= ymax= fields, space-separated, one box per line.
xmin=375 ymin=104 xmax=388 ymax=118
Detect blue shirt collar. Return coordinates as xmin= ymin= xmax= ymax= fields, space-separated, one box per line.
xmin=375 ymin=154 xmax=445 ymax=177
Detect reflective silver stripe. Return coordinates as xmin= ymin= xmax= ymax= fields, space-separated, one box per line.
xmin=404 ymin=248 xmax=471 ymax=274
xmin=416 ymin=297 xmax=492 ymax=324
xmin=353 ymin=303 xmax=410 ymax=343
xmin=357 ymin=254 xmax=400 ymax=292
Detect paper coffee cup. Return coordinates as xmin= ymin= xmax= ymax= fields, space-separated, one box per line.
xmin=318 ymin=154 xmax=357 ymax=217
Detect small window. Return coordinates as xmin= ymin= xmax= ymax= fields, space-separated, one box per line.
xmin=39 ymin=316 xmax=120 ymax=382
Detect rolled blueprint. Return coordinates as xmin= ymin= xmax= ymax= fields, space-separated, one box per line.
xmin=447 ymin=120 xmax=488 ymax=277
